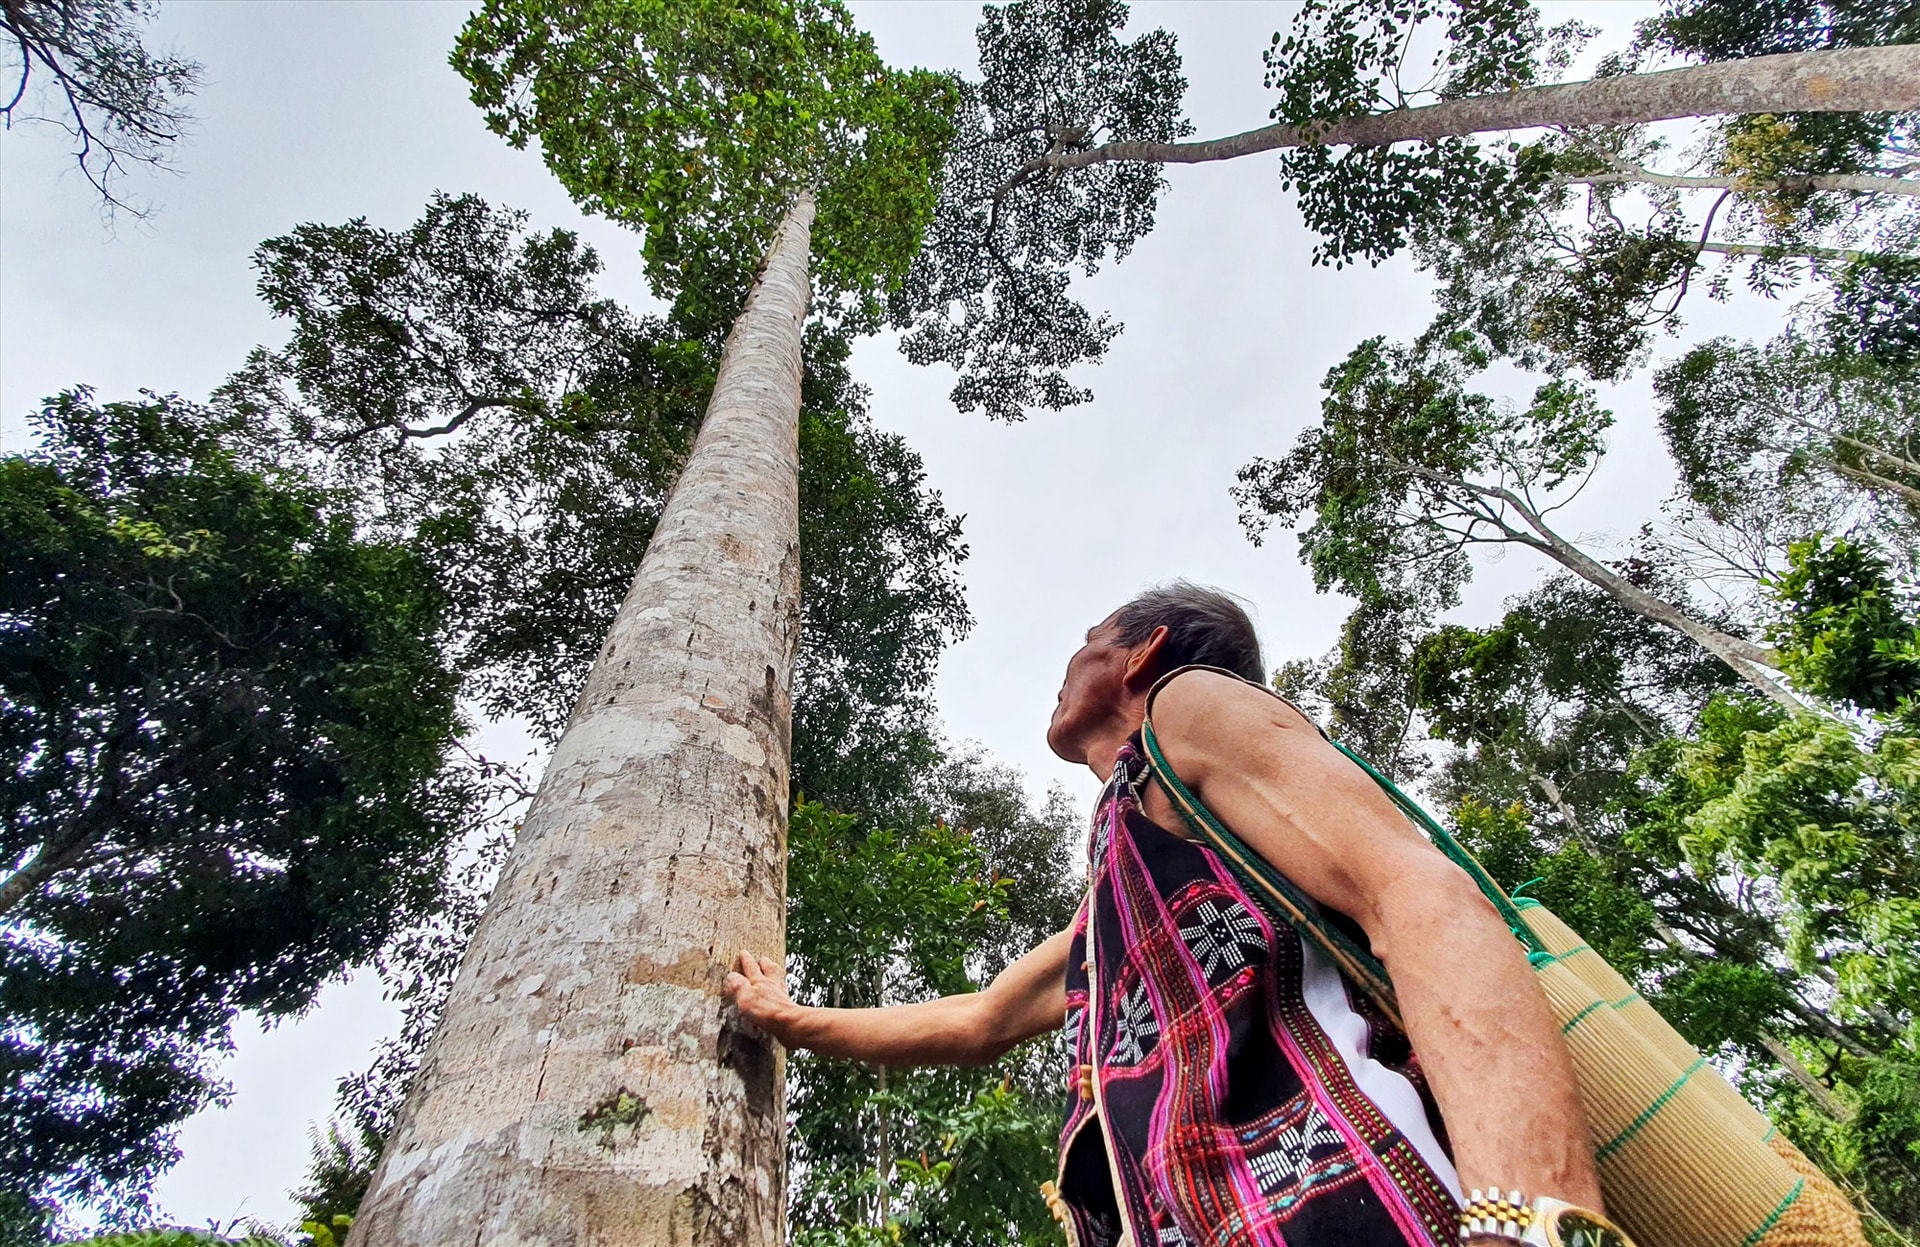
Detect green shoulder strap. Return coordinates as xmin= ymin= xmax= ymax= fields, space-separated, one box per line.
xmin=1138 ymin=666 xmax=1547 ymax=1024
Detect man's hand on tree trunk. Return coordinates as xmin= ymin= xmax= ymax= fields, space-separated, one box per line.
xmin=719 ymin=929 xmax=1072 ymax=1068
xmin=725 ymin=951 xmax=801 ymax=1043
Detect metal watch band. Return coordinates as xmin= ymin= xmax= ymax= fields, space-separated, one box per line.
xmin=1459 ymin=1188 xmax=1537 ymax=1243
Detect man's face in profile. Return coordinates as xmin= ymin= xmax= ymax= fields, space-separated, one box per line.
xmin=1047 ymin=614 xmax=1129 ymax=764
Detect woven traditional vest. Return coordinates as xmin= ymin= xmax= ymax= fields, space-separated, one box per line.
xmin=1052 ymin=735 xmax=1461 ymax=1247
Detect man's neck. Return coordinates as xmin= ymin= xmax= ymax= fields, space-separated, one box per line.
xmin=1079 ymin=694 xmax=1150 ymax=782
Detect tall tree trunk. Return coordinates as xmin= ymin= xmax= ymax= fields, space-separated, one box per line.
xmin=350 ymin=192 xmax=815 ymax=1247
xmin=1557 ymin=167 xmax=1920 ymax=197
xmin=1007 ymin=45 xmax=1919 ymax=182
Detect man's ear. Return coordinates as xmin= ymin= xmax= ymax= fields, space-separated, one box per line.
xmin=1124 ymin=625 xmax=1170 ymax=689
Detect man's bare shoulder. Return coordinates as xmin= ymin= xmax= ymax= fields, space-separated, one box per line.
xmin=1149 ymin=668 xmax=1319 ymax=753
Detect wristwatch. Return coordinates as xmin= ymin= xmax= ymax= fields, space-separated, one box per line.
xmin=1459 ymin=1190 xmax=1637 ymax=1247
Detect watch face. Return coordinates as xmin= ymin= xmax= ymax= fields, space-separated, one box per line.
xmin=1549 ymin=1209 xmax=1631 ymax=1247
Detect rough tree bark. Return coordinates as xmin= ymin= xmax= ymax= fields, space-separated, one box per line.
xmin=1003 ymin=45 xmax=1920 ymax=186
xmin=349 ymin=192 xmax=815 ymax=1247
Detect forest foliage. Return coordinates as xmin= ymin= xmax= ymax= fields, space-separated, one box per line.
xmin=4 ymin=0 xmax=1919 ymax=1242
xmin=1239 ymin=2 xmax=1920 ymax=1236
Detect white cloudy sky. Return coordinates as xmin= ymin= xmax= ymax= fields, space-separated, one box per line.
xmin=0 ymin=0 xmax=1787 ymax=1227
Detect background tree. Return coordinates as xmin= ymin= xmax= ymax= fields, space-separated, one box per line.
xmin=1284 ymin=553 xmax=1919 ymax=1236
xmin=0 ymin=0 xmax=202 ymax=215
xmin=1255 ymin=0 xmax=1920 ymax=382
xmin=1239 ymin=13 xmax=1920 ymax=1206
xmin=1232 ymin=325 xmax=1801 ymax=705
xmin=884 ymin=0 xmax=1189 ymax=422
xmin=1655 ymin=328 xmax=1920 ymax=566
xmin=0 ymin=390 xmax=477 ymax=1230
xmin=913 ymin=0 xmax=1915 ymax=422
xmin=1274 ymin=595 xmax=1435 ymax=783
xmin=784 ymin=761 xmax=1079 ymax=1247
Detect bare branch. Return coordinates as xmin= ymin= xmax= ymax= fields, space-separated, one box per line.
xmin=998 ymin=46 xmax=1920 ymax=189
xmin=1 ymin=0 xmax=202 ymax=216
xmin=1558 ymin=163 xmax=1920 ymax=198
xmin=1377 ymin=452 xmax=1804 ymax=709
xmin=318 ymin=395 xmax=529 ymax=449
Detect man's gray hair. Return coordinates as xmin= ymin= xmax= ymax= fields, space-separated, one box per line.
xmin=1108 ymin=581 xmax=1265 ymax=684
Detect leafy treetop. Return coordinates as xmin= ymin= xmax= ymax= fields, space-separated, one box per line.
xmin=456 ymin=0 xmax=1197 ymax=423
xmin=887 ymin=0 xmax=1191 ymax=421
xmin=1234 ymin=328 xmax=1612 ymax=614
xmin=1262 ymin=0 xmax=1920 ymax=382
xmin=218 ymin=193 xmax=973 ymax=815
xmin=453 ymin=0 xmax=960 ymax=335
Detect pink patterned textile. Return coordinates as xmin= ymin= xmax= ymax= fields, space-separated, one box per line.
xmin=1053 ymin=734 xmax=1461 ymax=1247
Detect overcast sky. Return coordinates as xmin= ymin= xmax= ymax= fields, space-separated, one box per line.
xmin=0 ymin=0 xmax=1789 ymax=1227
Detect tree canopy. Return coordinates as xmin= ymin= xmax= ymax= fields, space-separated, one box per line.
xmin=453 ymin=0 xmax=959 ymax=333
xmin=886 ymin=0 xmax=1189 ymax=421
xmin=0 ymin=391 xmax=474 ymax=1222
xmin=1266 ymin=334 xmax=1920 ymax=1236
xmin=1257 ymin=0 xmax=1920 ymax=381
xmin=784 ymin=757 xmax=1080 ymax=1247
xmin=218 ymin=192 xmax=973 ymax=816
xmin=452 ymin=0 xmax=1196 ymax=423
xmin=1235 ymin=4 xmax=1919 ymax=1234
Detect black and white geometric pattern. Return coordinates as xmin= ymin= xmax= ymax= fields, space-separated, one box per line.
xmin=1247 ymin=1099 xmax=1352 ymax=1211
xmin=1155 ymin=1222 xmax=1197 ymax=1247
xmin=1109 ymin=979 xmax=1159 ymax=1066
xmin=1177 ymin=897 xmax=1269 ymax=979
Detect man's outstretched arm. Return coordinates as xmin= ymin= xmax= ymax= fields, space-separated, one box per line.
xmin=725 ymin=925 xmax=1073 ymax=1067
xmin=1149 ymin=670 xmax=1603 ymax=1211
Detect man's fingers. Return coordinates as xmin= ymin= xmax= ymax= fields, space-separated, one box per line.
xmin=723 ymin=972 xmax=747 ymax=997
xmin=730 ymin=950 xmax=781 ymax=993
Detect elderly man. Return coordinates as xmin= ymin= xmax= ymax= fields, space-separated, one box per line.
xmin=727 ymin=583 xmax=1617 ymax=1247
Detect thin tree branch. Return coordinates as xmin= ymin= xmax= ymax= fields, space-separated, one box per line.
xmin=1696 ymin=240 xmax=1910 ymax=263
xmin=1380 ymin=453 xmax=1803 ymax=710
xmin=320 ymin=396 xmax=526 ymax=448
xmin=1760 ymin=1034 xmax=1855 ymax=1121
xmin=1560 ymin=165 xmax=1920 ymax=198
xmin=1660 ymin=188 xmax=1734 ymax=317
